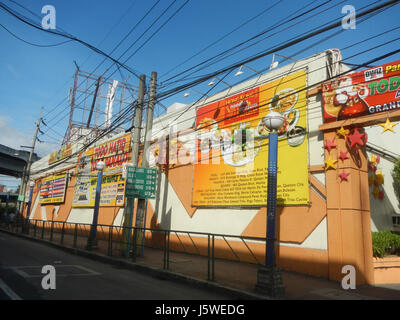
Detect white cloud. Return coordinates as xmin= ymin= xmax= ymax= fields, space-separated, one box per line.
xmin=0 ymin=115 xmax=58 ymax=157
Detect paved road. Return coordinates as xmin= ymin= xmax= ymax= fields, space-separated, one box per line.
xmin=0 ymin=231 xmax=233 ymax=300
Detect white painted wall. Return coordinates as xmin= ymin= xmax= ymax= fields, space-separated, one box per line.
xmin=366 ymin=122 xmax=400 ymax=231
xmin=29 ymin=50 xmax=335 ymax=250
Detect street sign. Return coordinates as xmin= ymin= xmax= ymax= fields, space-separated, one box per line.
xmin=125 ymin=166 xmax=158 ymax=199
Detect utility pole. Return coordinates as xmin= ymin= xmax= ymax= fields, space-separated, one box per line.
xmin=134 ymin=71 xmax=157 ymax=256
xmin=19 ymin=110 xmax=42 ymax=219
xmin=121 ymin=74 xmax=146 ymax=256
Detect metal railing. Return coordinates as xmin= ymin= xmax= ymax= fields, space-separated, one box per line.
xmin=1 ymin=215 xmax=266 ymax=283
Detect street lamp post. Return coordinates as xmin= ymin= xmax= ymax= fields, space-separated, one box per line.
xmin=255 ymin=111 xmax=286 ymax=298
xmin=87 ymin=160 xmax=105 ymax=250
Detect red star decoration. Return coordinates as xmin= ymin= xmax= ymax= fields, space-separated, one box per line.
xmin=324 ymin=137 xmax=336 ymax=153
xmin=339 ymin=151 xmax=349 ymax=162
xmin=339 ymin=170 xmax=350 ymax=182
xmin=346 ymin=128 xmax=368 ymax=149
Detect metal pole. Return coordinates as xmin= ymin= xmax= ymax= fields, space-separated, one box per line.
xmin=135 ymin=72 xmax=157 ymax=257
xmin=87 ymin=167 xmax=104 ymax=250
xmin=17 ymin=164 xmax=27 ymax=216
xmin=20 ymin=112 xmax=41 ymax=218
xmin=24 ymin=184 xmax=34 ymax=234
xmin=266 ymin=131 xmax=278 ymax=267
xmin=121 ymin=74 xmax=146 ymax=257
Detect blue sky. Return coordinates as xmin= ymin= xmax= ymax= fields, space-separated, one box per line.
xmin=0 ymin=0 xmax=400 ymax=189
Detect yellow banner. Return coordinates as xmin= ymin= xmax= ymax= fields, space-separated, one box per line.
xmin=48 ymin=144 xmax=72 ymax=165
xmin=192 ymin=70 xmax=309 ymax=206
xmin=72 ymin=134 xmax=130 ymax=207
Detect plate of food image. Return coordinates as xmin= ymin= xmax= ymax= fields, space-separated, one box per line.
xmin=221 ymin=129 xmax=261 ymax=167
xmin=287 ymin=126 xmax=306 ymax=147
xmin=196 ymin=117 xmax=218 ymax=133
xmin=269 ymin=88 xmax=298 ymax=114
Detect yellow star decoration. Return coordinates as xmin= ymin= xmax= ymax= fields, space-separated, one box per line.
xmin=375 ymin=170 xmax=384 ymax=185
xmin=325 ymin=156 xmax=337 ymax=170
xmin=336 ymin=126 xmax=349 ymax=138
xmin=370 ymin=155 xmax=377 ymax=166
xmin=379 ymin=118 xmax=397 ymax=133
xmin=372 ymin=186 xmax=380 ymax=198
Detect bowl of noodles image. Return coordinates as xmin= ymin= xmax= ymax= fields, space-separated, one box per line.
xmin=269 ymin=88 xmax=298 ymax=114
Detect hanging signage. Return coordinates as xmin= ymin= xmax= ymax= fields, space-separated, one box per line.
xmin=322 ymin=60 xmax=400 ymax=123
xmin=125 ymin=166 xmax=157 ymax=199
xmin=72 ymin=134 xmax=131 ymax=207
xmin=192 ymin=70 xmax=309 ymax=207
xmin=48 ymin=144 xmax=72 ymax=165
xmin=39 ymin=173 xmax=67 ymax=204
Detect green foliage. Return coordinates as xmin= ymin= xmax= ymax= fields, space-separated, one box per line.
xmin=372 ymin=230 xmax=400 ymax=257
xmin=393 ymin=157 xmax=400 ymax=205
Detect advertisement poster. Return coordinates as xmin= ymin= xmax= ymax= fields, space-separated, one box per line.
xmin=39 ymin=173 xmax=67 ymax=204
xmin=192 ymin=70 xmax=309 ymax=206
xmin=48 ymin=144 xmax=72 ymax=165
xmin=72 ymin=134 xmax=131 ymax=207
xmin=322 ymin=60 xmax=400 ymax=122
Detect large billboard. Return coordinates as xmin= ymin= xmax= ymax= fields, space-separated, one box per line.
xmin=192 ymin=70 xmax=309 ymax=207
xmin=322 ymin=60 xmax=400 ymax=122
xmin=72 ymin=134 xmax=131 ymax=207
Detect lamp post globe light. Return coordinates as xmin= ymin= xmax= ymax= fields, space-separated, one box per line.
xmin=87 ymin=160 xmax=106 ymax=250
xmin=255 ymin=111 xmax=286 ymax=298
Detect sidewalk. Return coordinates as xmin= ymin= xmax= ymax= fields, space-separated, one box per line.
xmin=1 ymin=224 xmax=399 ymax=300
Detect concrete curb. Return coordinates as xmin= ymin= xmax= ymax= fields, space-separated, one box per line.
xmin=0 ymin=228 xmax=271 ymax=300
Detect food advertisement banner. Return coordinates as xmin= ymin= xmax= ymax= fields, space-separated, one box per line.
xmin=48 ymin=144 xmax=72 ymax=165
xmin=72 ymin=134 xmax=131 ymax=207
xmin=192 ymin=70 xmax=309 ymax=207
xmin=39 ymin=173 xmax=67 ymax=204
xmin=322 ymin=60 xmax=400 ymax=122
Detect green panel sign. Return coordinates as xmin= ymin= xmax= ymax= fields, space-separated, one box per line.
xmin=125 ymin=166 xmax=158 ymax=199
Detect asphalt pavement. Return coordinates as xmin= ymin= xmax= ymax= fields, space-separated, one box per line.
xmin=0 ymin=232 xmax=233 ymax=300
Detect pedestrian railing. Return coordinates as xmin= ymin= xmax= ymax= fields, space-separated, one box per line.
xmin=0 ymin=215 xmax=265 ymax=285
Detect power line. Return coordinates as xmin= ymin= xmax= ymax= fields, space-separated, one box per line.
xmin=159 ymin=0 xmax=287 ymax=80
xmin=155 ymin=0 xmax=400 ymax=102
xmin=160 ymin=0 xmax=338 ymax=87
xmin=0 ymin=22 xmax=73 ymax=47
xmin=0 ymin=1 xmax=142 ymax=80
xmin=39 ymin=0 xmax=167 ymax=134
xmin=41 ymin=0 xmax=191 ymax=141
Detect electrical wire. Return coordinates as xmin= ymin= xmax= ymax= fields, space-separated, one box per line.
xmin=0 ymin=23 xmax=73 ymax=47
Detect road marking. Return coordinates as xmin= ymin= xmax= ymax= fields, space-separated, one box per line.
xmin=0 ymin=278 xmax=22 ymax=300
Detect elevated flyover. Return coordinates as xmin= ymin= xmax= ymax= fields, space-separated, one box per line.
xmin=0 ymin=144 xmax=40 ymax=178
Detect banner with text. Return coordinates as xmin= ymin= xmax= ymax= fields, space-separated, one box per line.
xmin=322 ymin=60 xmax=400 ymax=122
xmin=192 ymin=70 xmax=309 ymax=206
xmin=39 ymin=173 xmax=67 ymax=204
xmin=72 ymin=134 xmax=131 ymax=207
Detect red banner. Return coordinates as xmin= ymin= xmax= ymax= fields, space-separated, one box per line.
xmin=322 ymin=60 xmax=400 ymax=122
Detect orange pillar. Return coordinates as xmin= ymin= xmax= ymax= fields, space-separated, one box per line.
xmin=323 ymin=130 xmax=374 ymax=285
